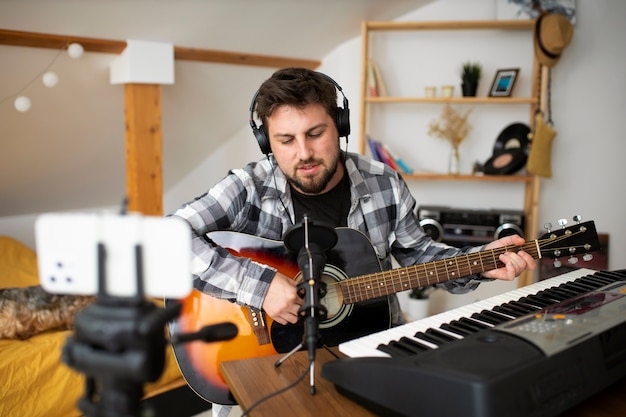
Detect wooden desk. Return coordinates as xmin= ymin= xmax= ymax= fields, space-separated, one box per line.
xmin=221 ymin=348 xmax=626 ymax=417
xmin=220 ymin=348 xmax=375 ymax=417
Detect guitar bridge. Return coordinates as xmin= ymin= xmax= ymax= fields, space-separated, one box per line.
xmin=246 ymin=306 xmax=271 ymax=345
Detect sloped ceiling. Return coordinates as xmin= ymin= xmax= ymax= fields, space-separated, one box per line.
xmin=0 ymin=0 xmax=431 ymax=217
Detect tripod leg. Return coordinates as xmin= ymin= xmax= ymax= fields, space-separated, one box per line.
xmin=274 ymin=342 xmax=303 ymax=367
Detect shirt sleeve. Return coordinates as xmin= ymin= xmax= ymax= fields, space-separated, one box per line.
xmin=167 ymin=170 xmax=276 ymax=310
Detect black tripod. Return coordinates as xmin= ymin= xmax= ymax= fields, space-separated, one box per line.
xmin=63 ymin=242 xmax=237 ymax=417
xmin=274 ymin=217 xmax=337 ymax=394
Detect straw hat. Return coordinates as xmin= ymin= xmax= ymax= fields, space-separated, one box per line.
xmin=534 ymin=12 xmax=574 ymax=67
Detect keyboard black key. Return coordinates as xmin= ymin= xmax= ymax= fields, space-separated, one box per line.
xmin=441 ymin=323 xmax=472 ymax=337
xmin=494 ymin=305 xmax=525 ymax=318
xmin=550 ymin=288 xmax=577 ymax=299
xmin=450 ymin=319 xmax=483 ymax=333
xmin=459 ymin=317 xmax=490 ymax=330
xmin=397 ymin=337 xmax=432 ymax=353
xmin=413 ymin=331 xmax=447 ymax=346
xmin=562 ymin=281 xmax=595 ymax=293
xmin=427 ymin=328 xmax=460 ymax=341
xmin=509 ymin=300 xmax=540 ymax=312
xmin=378 ymin=340 xmax=421 ymax=358
xmin=501 ymin=303 xmax=532 ymax=316
xmin=471 ymin=312 xmax=501 ymax=326
xmin=536 ymin=290 xmax=567 ymax=303
xmin=521 ymin=295 xmax=552 ymax=308
xmin=481 ymin=309 xmax=513 ymax=323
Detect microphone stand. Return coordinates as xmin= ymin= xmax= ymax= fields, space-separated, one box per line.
xmin=275 ymin=216 xmax=336 ymax=395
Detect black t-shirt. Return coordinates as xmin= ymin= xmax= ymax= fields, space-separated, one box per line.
xmin=290 ymin=171 xmax=350 ymax=227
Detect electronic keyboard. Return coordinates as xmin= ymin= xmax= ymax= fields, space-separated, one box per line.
xmin=322 ymin=268 xmax=626 ymax=417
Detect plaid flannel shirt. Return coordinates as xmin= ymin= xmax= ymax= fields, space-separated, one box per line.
xmin=169 ymin=152 xmax=490 ymax=325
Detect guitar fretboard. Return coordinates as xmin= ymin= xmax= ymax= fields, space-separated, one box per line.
xmin=338 ymin=243 xmax=540 ymax=305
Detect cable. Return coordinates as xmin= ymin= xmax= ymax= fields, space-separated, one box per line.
xmin=239 ymin=359 xmax=311 ymax=417
xmin=268 ymin=155 xmax=295 ymax=226
xmin=0 ymin=47 xmax=65 ymax=105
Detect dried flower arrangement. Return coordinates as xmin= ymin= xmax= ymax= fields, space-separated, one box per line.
xmin=427 ymin=104 xmax=473 ymax=173
xmin=427 ymin=104 xmax=473 ymax=149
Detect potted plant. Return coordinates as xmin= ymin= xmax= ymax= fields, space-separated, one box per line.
xmin=406 ymin=285 xmax=436 ymax=321
xmin=461 ymin=61 xmax=482 ymax=97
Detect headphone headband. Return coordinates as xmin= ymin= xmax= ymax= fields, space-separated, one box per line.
xmin=249 ymin=71 xmax=350 ymax=155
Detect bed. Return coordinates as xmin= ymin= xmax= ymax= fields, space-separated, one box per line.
xmin=0 ymin=235 xmax=210 ymax=417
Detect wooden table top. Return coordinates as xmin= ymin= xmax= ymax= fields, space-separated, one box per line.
xmin=221 ymin=348 xmax=626 ymax=417
xmin=220 ymin=348 xmax=375 ymax=417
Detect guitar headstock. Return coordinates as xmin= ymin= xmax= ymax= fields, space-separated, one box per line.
xmin=537 ymin=217 xmax=600 ymax=266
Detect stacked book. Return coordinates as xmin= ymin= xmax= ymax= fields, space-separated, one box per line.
xmin=367 ymin=136 xmax=413 ymax=175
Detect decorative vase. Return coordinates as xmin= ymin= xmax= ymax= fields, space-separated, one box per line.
xmin=441 ymin=85 xmax=454 ymax=98
xmin=461 ymin=82 xmax=478 ymax=97
xmin=449 ymin=145 xmax=460 ymax=174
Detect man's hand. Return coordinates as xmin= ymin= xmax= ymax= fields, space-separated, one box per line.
xmin=262 ymin=272 xmax=303 ymax=325
xmin=481 ymin=234 xmax=536 ymax=281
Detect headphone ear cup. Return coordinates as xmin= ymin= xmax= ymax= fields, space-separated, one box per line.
xmin=336 ymin=107 xmax=351 ymax=138
xmin=253 ymin=123 xmax=271 ymax=155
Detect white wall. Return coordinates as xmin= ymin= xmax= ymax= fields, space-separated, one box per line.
xmin=162 ymin=0 xmax=626 ymax=315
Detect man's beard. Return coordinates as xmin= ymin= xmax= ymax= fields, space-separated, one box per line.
xmin=287 ymin=155 xmax=339 ymax=195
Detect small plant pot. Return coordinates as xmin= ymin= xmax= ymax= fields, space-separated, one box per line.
xmin=461 ymin=82 xmax=478 ymax=97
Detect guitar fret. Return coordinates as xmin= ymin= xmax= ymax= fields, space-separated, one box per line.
xmin=465 ymin=254 xmax=474 ymax=274
xmin=424 ymin=263 xmax=435 ymax=285
xmin=441 ymin=260 xmax=450 ymax=276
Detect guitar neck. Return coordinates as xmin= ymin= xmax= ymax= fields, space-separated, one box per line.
xmin=338 ymin=241 xmax=540 ymax=305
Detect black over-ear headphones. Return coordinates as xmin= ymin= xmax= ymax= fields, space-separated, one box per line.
xmin=249 ymin=72 xmax=351 ymax=156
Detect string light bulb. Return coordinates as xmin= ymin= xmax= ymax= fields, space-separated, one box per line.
xmin=14 ymin=96 xmax=32 ymax=112
xmin=42 ymin=71 xmax=59 ymax=87
xmin=67 ymin=43 xmax=84 ymax=59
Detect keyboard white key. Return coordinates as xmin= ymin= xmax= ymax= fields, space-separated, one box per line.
xmin=340 ymin=268 xmax=598 ymax=358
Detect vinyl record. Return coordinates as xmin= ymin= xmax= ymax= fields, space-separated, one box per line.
xmin=483 ymin=148 xmax=527 ymax=175
xmin=493 ymin=123 xmax=531 ymax=156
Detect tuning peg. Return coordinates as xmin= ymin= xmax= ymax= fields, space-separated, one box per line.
xmin=583 ymin=253 xmax=594 ymax=261
xmin=568 ymin=256 xmax=579 ymax=264
xmin=558 ymin=218 xmax=568 ymax=229
xmin=544 ymin=222 xmax=553 ymax=233
xmin=573 ymin=215 xmax=582 ymax=224
xmin=553 ymin=259 xmax=562 ymax=268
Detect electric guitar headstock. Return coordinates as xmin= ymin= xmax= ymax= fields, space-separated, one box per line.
xmin=537 ymin=215 xmax=600 ymax=268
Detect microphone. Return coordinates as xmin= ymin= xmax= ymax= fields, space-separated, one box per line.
xmin=297 ymin=242 xmax=328 ymax=363
xmin=171 ymin=322 xmax=238 ymax=344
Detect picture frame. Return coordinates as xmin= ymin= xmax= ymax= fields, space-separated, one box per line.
xmin=489 ymin=68 xmax=519 ymax=97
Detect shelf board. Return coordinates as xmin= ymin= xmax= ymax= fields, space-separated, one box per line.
xmin=365 ymin=20 xmax=535 ymax=32
xmin=365 ymin=96 xmax=537 ymax=104
xmin=404 ymin=172 xmax=535 ymax=183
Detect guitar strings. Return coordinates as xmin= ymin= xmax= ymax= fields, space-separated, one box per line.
xmin=321 ymin=228 xmax=589 ymax=306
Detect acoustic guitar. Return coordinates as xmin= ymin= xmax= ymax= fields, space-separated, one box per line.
xmin=167 ymin=220 xmax=599 ymax=405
